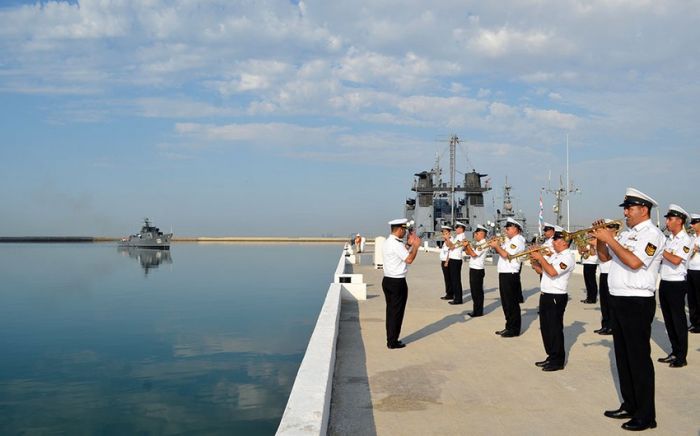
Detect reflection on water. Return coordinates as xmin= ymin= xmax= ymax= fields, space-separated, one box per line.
xmin=0 ymin=243 xmax=340 ymax=435
xmin=118 ymin=246 xmax=173 ymax=275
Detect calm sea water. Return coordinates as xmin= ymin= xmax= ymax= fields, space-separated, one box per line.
xmin=0 ymin=243 xmax=341 ymax=435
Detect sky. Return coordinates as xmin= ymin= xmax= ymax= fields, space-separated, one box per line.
xmin=1 ymin=0 xmax=698 ymax=237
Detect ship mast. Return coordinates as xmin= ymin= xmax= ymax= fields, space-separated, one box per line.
xmin=449 ymin=134 xmax=458 ymax=225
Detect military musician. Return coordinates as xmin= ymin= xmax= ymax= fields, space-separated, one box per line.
xmin=439 ymin=225 xmax=453 ymax=301
xmin=657 ymin=204 xmax=692 ymax=368
xmin=489 ymin=217 xmax=526 ymax=337
xmin=593 ymin=188 xmax=664 ymax=432
xmin=463 ymin=224 xmax=489 ymax=317
xmin=687 ymin=213 xmax=700 ymax=334
xmin=530 ymin=225 xmax=574 ymax=372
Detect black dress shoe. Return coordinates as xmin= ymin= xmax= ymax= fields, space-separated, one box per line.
xmin=467 ymin=312 xmax=483 ymax=317
xmin=599 ymin=328 xmax=613 ymax=335
xmin=387 ymin=341 xmax=406 ymax=349
xmin=500 ymin=330 xmax=519 ymax=338
xmin=593 ymin=327 xmax=605 ymax=334
xmin=440 ymin=296 xmax=452 ymax=300
xmin=542 ymin=363 xmax=564 ymax=372
xmin=495 ymin=329 xmax=508 ymax=335
xmin=689 ymin=326 xmax=700 ymax=333
xmin=448 ymin=301 xmax=463 ymax=305
xmin=657 ymin=354 xmax=676 ymax=363
xmin=669 ymin=359 xmax=687 ymax=368
xmin=604 ymin=407 xmax=632 ymax=419
xmin=580 ymin=299 xmax=595 ymax=304
xmin=621 ymin=418 xmax=657 ymax=431
xmin=535 ymin=359 xmax=550 ymax=367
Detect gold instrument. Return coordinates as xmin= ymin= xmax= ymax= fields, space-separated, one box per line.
xmin=463 ymin=235 xmax=504 ymax=250
xmin=687 ymin=226 xmax=696 ymax=236
xmin=562 ymin=220 xmax=624 ymax=252
xmin=507 ymin=246 xmax=552 ymax=261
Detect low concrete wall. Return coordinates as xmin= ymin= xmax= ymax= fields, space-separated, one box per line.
xmin=276 ymin=246 xmax=367 ymax=435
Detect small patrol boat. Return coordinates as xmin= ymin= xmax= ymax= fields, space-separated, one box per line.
xmin=118 ymin=218 xmax=172 ymax=249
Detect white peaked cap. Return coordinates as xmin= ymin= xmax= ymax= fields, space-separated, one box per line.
xmin=505 ymin=217 xmax=522 ymax=228
xmin=619 ymin=187 xmax=657 ymax=208
xmin=664 ymin=204 xmax=689 ymax=219
xmin=454 ymin=221 xmax=467 ymax=228
xmin=474 ymin=224 xmax=488 ymax=232
xmin=388 ymin=218 xmax=408 ymax=226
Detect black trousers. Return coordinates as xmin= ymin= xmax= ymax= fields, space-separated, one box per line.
xmin=441 ymin=261 xmax=452 ymax=298
xmin=583 ymin=264 xmax=598 ymax=302
xmin=499 ymin=272 xmax=521 ymax=333
xmin=382 ymin=277 xmax=408 ymax=344
xmin=659 ymin=280 xmax=688 ymax=360
xmin=448 ymin=259 xmax=463 ymax=303
xmin=609 ymin=295 xmax=656 ymax=422
xmin=539 ymin=292 xmax=568 ymax=366
xmin=687 ymin=269 xmax=700 ymax=328
xmin=469 ymin=268 xmax=485 ymax=315
xmin=599 ymin=273 xmax=611 ymax=329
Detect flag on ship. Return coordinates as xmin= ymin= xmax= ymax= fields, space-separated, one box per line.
xmin=538 ymin=188 xmax=544 ymax=236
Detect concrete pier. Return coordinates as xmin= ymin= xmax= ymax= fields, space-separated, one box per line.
xmin=330 ymin=248 xmax=700 ymax=435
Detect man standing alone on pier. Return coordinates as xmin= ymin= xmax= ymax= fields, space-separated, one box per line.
xmin=382 ymin=218 xmax=421 ymax=349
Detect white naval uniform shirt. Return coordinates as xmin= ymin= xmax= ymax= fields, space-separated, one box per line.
xmin=468 ymin=241 xmax=488 ymax=270
xmin=497 ymin=234 xmax=526 ymax=273
xmin=608 ymin=219 xmax=665 ymax=297
xmin=439 ymin=241 xmax=449 ymax=262
xmin=383 ymin=235 xmax=409 ymax=278
xmin=599 ymin=258 xmax=612 ymax=274
xmin=582 ymin=251 xmax=599 ymax=265
xmin=688 ymin=236 xmax=700 ymax=271
xmin=540 ymin=249 xmax=576 ymax=294
xmin=660 ymin=230 xmax=692 ymax=281
xmin=448 ymin=233 xmax=465 ymax=260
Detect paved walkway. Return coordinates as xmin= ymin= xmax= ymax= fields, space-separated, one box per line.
xmin=329 ymin=249 xmax=700 ymax=435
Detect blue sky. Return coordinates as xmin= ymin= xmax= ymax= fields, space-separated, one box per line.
xmin=1 ymin=0 xmax=698 ymax=237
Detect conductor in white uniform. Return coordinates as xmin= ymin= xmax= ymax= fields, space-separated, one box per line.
xmin=382 ymin=218 xmax=421 ymax=349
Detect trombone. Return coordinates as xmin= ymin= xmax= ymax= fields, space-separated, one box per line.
xmin=507 ymin=246 xmax=552 ymax=261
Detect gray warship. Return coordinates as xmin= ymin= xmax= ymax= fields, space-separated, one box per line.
xmin=118 ymin=218 xmax=172 ymax=249
xmin=404 ymin=135 xmax=492 ymax=245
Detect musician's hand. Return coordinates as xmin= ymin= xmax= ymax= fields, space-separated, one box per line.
xmin=408 ymin=234 xmax=421 ymax=247
xmin=530 ymin=250 xmax=544 ymax=261
xmin=593 ymin=226 xmax=614 ymax=244
xmin=488 ymin=239 xmax=499 ymax=248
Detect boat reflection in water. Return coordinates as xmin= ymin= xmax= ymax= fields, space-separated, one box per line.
xmin=118 ymin=246 xmax=173 ymax=275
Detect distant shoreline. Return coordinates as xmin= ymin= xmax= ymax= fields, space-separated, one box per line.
xmin=0 ymin=236 xmax=350 ymax=243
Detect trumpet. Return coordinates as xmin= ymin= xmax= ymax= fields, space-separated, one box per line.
xmin=507 ymin=246 xmax=552 ymax=261
xmin=562 ymin=219 xmax=624 ymax=252
xmin=463 ymin=235 xmax=503 ymax=250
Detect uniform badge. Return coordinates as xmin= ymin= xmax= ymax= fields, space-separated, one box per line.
xmin=559 ymin=262 xmax=567 ymax=270
xmin=683 ymin=246 xmax=690 ymax=254
xmin=645 ymin=242 xmax=657 ymax=256
xmin=510 ymin=244 xmax=517 ymax=249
